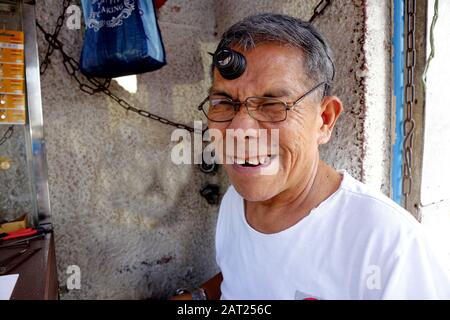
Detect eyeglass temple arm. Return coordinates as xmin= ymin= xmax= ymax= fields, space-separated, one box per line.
xmin=197 ymin=97 xmax=209 ymax=110
xmin=289 ymin=81 xmax=328 ymax=109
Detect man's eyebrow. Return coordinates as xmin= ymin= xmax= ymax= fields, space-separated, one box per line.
xmin=260 ymin=88 xmax=292 ymax=98
xmin=209 ymin=88 xmax=233 ymax=98
xmin=208 ymin=88 xmax=293 ymax=98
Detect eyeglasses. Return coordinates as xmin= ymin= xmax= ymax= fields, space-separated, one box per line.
xmin=198 ymin=81 xmax=327 ymax=123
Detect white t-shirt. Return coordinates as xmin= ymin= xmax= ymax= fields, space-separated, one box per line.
xmin=215 ymin=171 xmax=450 ymax=299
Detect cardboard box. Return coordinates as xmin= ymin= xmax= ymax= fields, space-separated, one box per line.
xmin=0 ymin=78 xmax=24 ymax=94
xmin=0 ymin=108 xmax=26 ymax=124
xmin=0 ymin=62 xmax=24 ymax=79
xmin=0 ymin=30 xmax=24 ymax=64
xmin=0 ymin=94 xmax=25 ymax=109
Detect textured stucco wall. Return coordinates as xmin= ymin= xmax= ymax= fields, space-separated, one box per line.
xmin=32 ymin=0 xmax=390 ymax=299
xmin=363 ymin=0 xmax=392 ymax=195
xmin=37 ymin=0 xmax=225 ymax=299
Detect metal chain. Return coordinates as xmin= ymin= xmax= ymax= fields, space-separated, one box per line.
xmin=36 ymin=21 xmax=198 ymax=133
xmin=40 ymin=0 xmax=73 ymax=75
xmin=36 ymin=0 xmax=331 ymax=134
xmin=0 ymin=125 xmax=14 ymax=146
xmin=402 ymin=0 xmax=416 ymax=206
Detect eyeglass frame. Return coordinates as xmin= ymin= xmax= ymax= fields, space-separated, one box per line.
xmin=197 ymin=81 xmax=328 ymax=123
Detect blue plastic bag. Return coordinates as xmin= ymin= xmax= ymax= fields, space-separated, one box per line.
xmin=80 ymin=0 xmax=166 ymax=78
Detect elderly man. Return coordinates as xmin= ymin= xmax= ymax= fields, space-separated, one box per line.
xmin=173 ymin=13 xmax=450 ymax=300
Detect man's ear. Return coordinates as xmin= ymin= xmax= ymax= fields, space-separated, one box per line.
xmin=318 ymin=96 xmax=343 ymax=145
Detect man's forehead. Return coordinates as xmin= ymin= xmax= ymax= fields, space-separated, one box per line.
xmin=209 ymin=85 xmax=292 ymax=98
xmin=212 ymin=43 xmax=308 ymax=94
xmin=239 ymin=43 xmax=305 ymax=76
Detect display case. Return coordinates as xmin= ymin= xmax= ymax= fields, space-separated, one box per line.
xmin=0 ymin=0 xmax=50 ymax=228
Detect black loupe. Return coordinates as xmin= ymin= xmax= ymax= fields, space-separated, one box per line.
xmin=212 ymin=48 xmax=247 ymax=80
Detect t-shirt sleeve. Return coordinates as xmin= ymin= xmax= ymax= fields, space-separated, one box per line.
xmin=377 ymin=229 xmax=450 ymax=299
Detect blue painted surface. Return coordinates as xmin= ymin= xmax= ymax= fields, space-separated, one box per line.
xmin=391 ymin=0 xmax=405 ymax=204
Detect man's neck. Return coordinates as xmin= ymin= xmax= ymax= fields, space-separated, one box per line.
xmin=244 ymin=160 xmax=342 ymax=234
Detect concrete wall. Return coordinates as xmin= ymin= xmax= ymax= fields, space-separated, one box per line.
xmin=31 ymin=0 xmax=391 ymax=299
xmin=37 ymin=0 xmax=224 ymax=299
xmin=363 ymin=0 xmax=392 ymax=195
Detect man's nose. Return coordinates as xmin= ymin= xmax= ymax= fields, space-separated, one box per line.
xmin=228 ymin=103 xmax=260 ymax=131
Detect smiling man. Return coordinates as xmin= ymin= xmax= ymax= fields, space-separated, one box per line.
xmin=172 ymin=13 xmax=450 ymax=300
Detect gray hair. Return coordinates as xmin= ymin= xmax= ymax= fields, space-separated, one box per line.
xmin=213 ymin=13 xmax=335 ymax=96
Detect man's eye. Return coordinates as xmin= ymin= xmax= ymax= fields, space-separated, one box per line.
xmin=260 ymin=101 xmax=284 ymax=109
xmin=210 ymin=100 xmax=235 ymax=114
xmin=262 ymin=102 xmax=279 ymax=107
xmin=211 ymin=100 xmax=233 ymax=107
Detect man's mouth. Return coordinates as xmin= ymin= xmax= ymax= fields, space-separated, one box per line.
xmin=226 ymin=155 xmax=279 ymax=175
xmin=226 ymin=155 xmax=273 ymax=165
xmin=236 ymin=156 xmax=271 ymax=167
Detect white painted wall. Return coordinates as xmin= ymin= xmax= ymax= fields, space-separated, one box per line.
xmin=420 ymin=0 xmax=450 ymax=271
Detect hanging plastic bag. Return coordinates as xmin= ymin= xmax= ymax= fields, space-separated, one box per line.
xmin=80 ymin=0 xmax=166 ymax=78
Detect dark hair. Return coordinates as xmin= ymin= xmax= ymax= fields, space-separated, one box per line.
xmin=214 ymin=13 xmax=335 ymax=95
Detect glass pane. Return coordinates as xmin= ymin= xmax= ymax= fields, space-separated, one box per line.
xmin=0 ymin=126 xmax=35 ymax=222
xmin=247 ymin=98 xmax=286 ymax=122
xmin=207 ymin=99 xmax=235 ymax=121
xmin=0 ymin=0 xmax=38 ymax=227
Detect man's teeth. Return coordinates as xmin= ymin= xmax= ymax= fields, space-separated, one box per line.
xmin=260 ymin=156 xmax=271 ymax=165
xmin=234 ymin=156 xmax=273 ymax=165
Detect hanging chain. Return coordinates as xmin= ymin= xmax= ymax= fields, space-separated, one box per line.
xmin=36 ymin=21 xmax=197 ymax=133
xmin=402 ymin=0 xmax=416 ymax=207
xmin=36 ymin=0 xmax=331 ymax=133
xmin=40 ymin=0 xmax=73 ymax=75
xmin=0 ymin=125 xmax=14 ymax=146
xmin=309 ymin=0 xmax=331 ymax=23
